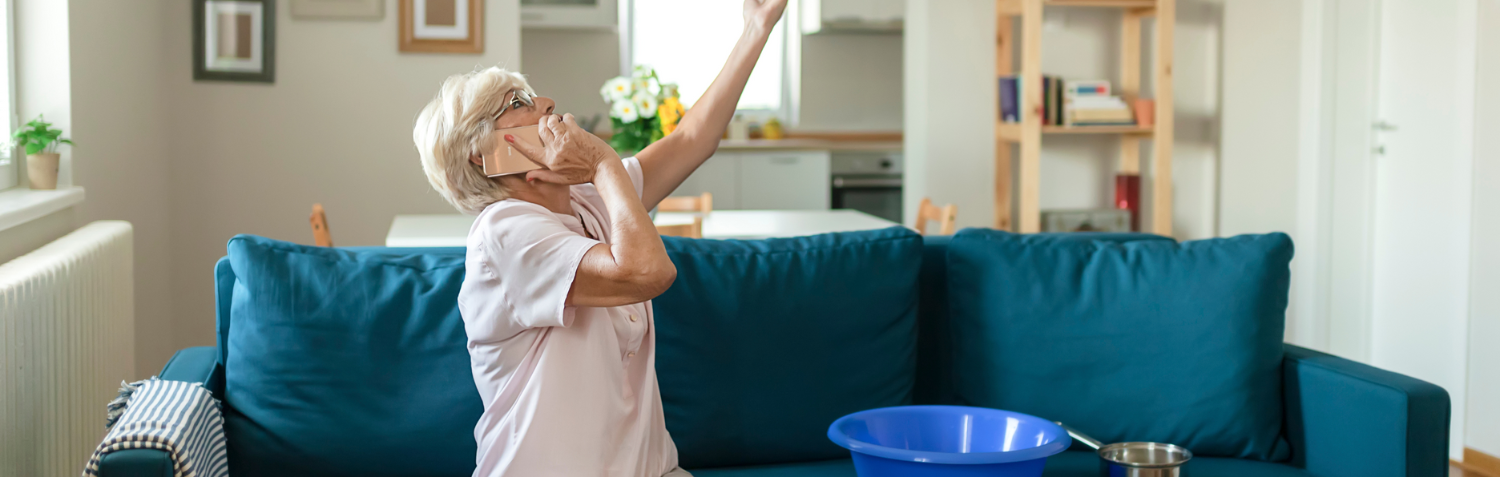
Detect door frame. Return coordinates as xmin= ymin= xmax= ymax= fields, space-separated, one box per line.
xmin=1293 ymin=0 xmax=1384 ymax=361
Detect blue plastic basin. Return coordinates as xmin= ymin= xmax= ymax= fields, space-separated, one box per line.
xmin=827 ymin=406 xmax=1071 ymax=477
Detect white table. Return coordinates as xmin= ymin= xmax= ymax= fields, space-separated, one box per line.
xmin=385 ymin=210 xmax=901 ymax=247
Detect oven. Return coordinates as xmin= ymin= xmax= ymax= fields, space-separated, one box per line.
xmin=830 ymin=152 xmax=904 ymax=223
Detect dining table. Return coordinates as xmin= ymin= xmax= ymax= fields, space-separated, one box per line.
xmin=384 ymin=209 xmax=902 ymax=247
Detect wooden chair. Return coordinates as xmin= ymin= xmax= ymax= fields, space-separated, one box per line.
xmin=657 ymin=192 xmax=713 ymax=214
xmin=655 ymin=217 xmax=704 ymax=239
xmin=310 ymin=204 xmax=334 ymax=247
xmin=914 ymin=197 xmax=958 ymax=235
xmin=656 ymin=192 xmax=711 ymax=238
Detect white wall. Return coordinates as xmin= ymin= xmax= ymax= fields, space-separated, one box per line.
xmin=1219 ymin=0 xmax=1301 ymax=237
xmin=905 ymin=0 xmax=1222 ymax=237
xmin=903 ymin=0 xmax=995 ymax=229
xmin=1465 ymin=0 xmax=1500 ymax=459
xmin=68 ymin=0 xmax=174 ymax=378
xmin=520 ymin=28 xmax=620 ymax=128
xmin=159 ymin=0 xmax=522 ymax=352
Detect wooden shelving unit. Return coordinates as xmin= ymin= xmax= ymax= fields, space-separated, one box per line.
xmin=994 ymin=0 xmax=1175 ymax=235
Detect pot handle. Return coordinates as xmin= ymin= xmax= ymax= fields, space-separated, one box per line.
xmin=1054 ymin=422 xmax=1105 ymax=450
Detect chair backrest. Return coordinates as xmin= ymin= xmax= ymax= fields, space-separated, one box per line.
xmin=914 ymin=197 xmax=958 ymax=235
xmin=656 ymin=192 xmax=711 ymax=238
xmin=658 ymin=192 xmax=713 ymax=214
xmin=310 ymin=204 xmax=333 ymax=247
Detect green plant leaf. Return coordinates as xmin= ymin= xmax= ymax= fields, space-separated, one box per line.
xmin=58 ymin=138 xmax=73 ymax=146
xmin=25 ymin=142 xmax=42 ymax=155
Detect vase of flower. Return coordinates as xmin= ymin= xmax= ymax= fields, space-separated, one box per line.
xmin=10 ymin=115 xmax=73 ymax=190
xmin=599 ymin=66 xmax=684 ymax=153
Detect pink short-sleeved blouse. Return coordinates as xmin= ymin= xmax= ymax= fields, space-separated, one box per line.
xmin=458 ymin=157 xmax=679 ymax=477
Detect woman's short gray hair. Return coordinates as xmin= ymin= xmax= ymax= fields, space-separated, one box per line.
xmin=413 ymin=66 xmax=535 ymax=214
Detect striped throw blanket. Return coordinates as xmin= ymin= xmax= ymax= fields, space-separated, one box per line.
xmin=82 ymin=378 xmax=228 ymax=477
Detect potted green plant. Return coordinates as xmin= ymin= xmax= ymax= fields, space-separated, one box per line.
xmin=11 ymin=115 xmax=73 ymax=190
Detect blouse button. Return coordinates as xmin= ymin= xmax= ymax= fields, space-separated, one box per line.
xmin=627 ymin=352 xmax=636 ymax=358
xmin=628 ymin=314 xmax=638 ymax=322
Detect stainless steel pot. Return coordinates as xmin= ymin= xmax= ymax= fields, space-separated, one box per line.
xmin=1056 ymin=422 xmax=1193 ymax=477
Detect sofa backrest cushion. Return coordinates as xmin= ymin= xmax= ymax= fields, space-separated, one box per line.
xmin=943 ymin=230 xmax=1293 ymax=461
xmin=220 ymin=235 xmax=478 ymax=477
xmin=914 ymin=233 xmax=1175 ymax=405
xmin=653 ymin=227 xmax=923 ymax=469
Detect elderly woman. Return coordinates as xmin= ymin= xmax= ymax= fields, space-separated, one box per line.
xmin=411 ymin=1 xmax=787 ymax=476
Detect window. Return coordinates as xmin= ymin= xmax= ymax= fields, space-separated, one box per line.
xmin=625 ymin=0 xmax=798 ymax=119
xmin=0 ymin=0 xmax=15 ymax=191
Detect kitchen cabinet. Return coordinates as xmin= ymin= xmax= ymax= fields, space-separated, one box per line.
xmin=806 ymin=0 xmax=904 ymax=32
xmin=669 ymin=151 xmax=831 ymax=211
xmin=674 ymin=153 xmax=741 ymax=210
xmin=520 ymin=0 xmax=616 ymax=29
xmin=739 ymin=152 xmax=831 ymax=210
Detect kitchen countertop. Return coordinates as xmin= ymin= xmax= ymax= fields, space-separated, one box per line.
xmin=716 ymin=138 xmax=902 ymax=152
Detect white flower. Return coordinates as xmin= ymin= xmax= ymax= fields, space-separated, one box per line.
xmin=633 ymin=92 xmax=658 ymax=119
xmin=632 ymin=77 xmax=661 ymax=98
xmin=600 ymin=77 xmax=633 ymax=103
xmin=612 ymin=98 xmax=639 ymax=123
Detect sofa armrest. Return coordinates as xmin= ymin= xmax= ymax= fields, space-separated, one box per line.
xmin=97 ymin=450 xmax=173 ymax=477
xmin=97 ymin=347 xmax=223 ymax=477
xmin=157 ymin=346 xmax=224 ymax=397
xmin=1282 ymin=344 xmax=1450 ymax=477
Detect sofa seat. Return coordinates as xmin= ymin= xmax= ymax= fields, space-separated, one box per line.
xmin=691 ymin=459 xmax=856 ymax=477
xmin=1042 ymin=451 xmax=1317 ymax=477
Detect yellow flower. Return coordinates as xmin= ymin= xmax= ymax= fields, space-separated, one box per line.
xmin=658 ymin=97 xmax=685 ymax=135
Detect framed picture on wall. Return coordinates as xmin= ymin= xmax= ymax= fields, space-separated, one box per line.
xmin=291 ymin=0 xmax=385 ymax=20
xmin=193 ymin=0 xmax=276 ymax=83
xmin=399 ymin=0 xmax=484 ymax=54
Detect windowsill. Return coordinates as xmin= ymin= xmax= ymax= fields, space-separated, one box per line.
xmin=0 ymin=187 xmax=85 ymax=233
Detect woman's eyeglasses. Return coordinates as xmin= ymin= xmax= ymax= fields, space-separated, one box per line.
xmin=494 ymin=89 xmax=535 ymax=121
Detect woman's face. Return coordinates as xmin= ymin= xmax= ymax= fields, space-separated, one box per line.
xmin=493 ymin=91 xmax=557 ymax=129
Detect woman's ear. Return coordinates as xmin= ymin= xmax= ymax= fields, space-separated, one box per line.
xmin=469 ymin=153 xmax=484 ymax=167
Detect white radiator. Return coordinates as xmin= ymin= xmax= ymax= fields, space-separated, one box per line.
xmin=1 ymin=221 xmax=136 ymax=477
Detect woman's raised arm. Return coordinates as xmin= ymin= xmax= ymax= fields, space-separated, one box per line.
xmin=634 ymin=0 xmax=789 ymax=210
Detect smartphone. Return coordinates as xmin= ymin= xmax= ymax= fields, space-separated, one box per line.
xmin=483 ymin=126 xmax=545 ymax=177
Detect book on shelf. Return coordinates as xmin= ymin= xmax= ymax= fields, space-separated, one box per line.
xmin=999 ymin=76 xmax=1019 ymax=122
xmin=1063 ymin=79 xmax=1135 ymax=127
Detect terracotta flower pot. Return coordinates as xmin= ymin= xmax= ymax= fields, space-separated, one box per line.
xmin=27 ymin=153 xmax=59 ymax=190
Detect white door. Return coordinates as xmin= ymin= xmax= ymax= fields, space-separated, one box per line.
xmin=738 ymin=151 xmax=831 ymax=210
xmin=1367 ymin=0 xmax=1475 ymax=459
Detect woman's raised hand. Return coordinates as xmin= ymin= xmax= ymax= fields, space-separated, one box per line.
xmin=506 ymin=113 xmax=620 ymax=185
xmin=743 ymin=0 xmax=788 ymax=35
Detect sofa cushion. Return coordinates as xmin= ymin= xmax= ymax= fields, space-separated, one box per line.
xmin=221 ymin=236 xmax=478 ymax=477
xmin=945 ymin=230 xmax=1293 ymax=461
xmin=1042 ymin=451 xmax=1315 ymax=477
xmin=690 ymin=459 xmax=857 ymax=477
xmin=655 ymin=227 xmax=923 ymax=469
xmin=914 ymin=233 xmax=1173 ymax=405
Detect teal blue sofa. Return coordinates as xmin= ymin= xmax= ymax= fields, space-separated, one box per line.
xmin=96 ymin=228 xmax=1449 ymax=477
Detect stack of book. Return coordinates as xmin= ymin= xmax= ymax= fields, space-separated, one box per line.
xmin=998 ymin=77 xmax=1138 ymax=127
xmin=1064 ymin=80 xmax=1134 ymax=126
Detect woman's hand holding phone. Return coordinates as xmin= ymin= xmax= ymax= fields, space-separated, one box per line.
xmin=505 ymin=113 xmax=618 ymax=185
